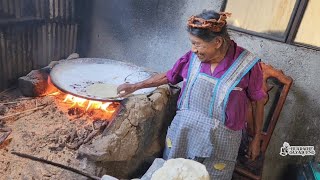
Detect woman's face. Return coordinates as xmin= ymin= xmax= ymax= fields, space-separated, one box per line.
xmin=189 ymin=34 xmax=223 ymax=63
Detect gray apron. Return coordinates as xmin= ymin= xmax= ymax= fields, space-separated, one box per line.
xmin=163 ymin=50 xmax=260 ymax=180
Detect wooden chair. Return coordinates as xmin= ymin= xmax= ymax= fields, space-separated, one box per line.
xmin=233 ymin=62 xmax=293 ymax=180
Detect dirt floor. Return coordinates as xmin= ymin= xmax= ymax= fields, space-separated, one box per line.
xmin=0 ymin=89 xmax=110 ymax=180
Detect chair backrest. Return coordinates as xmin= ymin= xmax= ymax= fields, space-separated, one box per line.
xmin=246 ymin=62 xmax=293 ymax=153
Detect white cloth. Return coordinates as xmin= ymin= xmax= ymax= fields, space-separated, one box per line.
xmin=101 ymin=175 xmax=119 ymax=180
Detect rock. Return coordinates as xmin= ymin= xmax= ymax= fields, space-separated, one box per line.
xmin=18 ymin=69 xmax=58 ymax=97
xmin=18 ymin=52 xmax=80 ymax=97
xmin=78 ymin=85 xmax=180 ymax=179
xmin=47 ymin=61 xmax=59 ymax=69
xmin=149 ymin=89 xmax=169 ymax=111
xmin=67 ymin=53 xmax=79 ymax=60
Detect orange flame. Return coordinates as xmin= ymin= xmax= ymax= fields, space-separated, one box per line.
xmin=63 ymin=94 xmax=116 ymax=113
xmin=86 ymin=101 xmax=112 ymax=111
xmin=48 ymin=91 xmax=60 ymax=96
xmin=63 ymin=94 xmax=87 ymax=107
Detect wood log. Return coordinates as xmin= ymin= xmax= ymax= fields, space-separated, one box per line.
xmin=0 ymin=128 xmax=12 ymax=144
xmin=0 ymin=104 xmax=47 ymax=120
xmin=11 ymin=151 xmax=100 ymax=180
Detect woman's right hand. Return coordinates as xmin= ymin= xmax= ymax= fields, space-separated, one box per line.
xmin=117 ymin=72 xmax=167 ymax=97
xmin=117 ymin=83 xmax=138 ymax=97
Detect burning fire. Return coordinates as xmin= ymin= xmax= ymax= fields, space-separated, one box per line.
xmin=48 ymin=91 xmax=61 ymax=96
xmin=47 ymin=73 xmax=120 ymax=120
xmin=63 ymin=94 xmax=116 ymax=114
xmin=47 ymin=90 xmax=119 ymax=120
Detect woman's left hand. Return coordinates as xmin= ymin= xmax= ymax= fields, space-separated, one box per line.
xmin=247 ymin=135 xmax=261 ymax=160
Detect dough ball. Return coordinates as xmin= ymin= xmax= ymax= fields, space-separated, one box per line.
xmin=151 ymin=158 xmax=210 ymax=180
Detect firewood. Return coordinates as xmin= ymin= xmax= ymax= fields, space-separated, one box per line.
xmin=11 ymin=151 xmax=100 ymax=180
xmin=0 ymin=138 xmax=12 ymax=149
xmin=83 ymin=129 xmax=99 ymax=144
xmin=0 ymin=104 xmax=47 ymax=120
xmin=66 ymin=139 xmax=84 ymax=150
xmin=0 ymin=97 xmax=34 ymax=105
xmin=0 ymin=128 xmax=12 ymax=144
xmin=0 ymin=87 xmax=16 ymax=96
xmin=68 ymin=129 xmax=77 ymax=143
xmin=0 ymin=127 xmax=11 ymax=132
xmin=66 ymin=124 xmax=106 ymax=150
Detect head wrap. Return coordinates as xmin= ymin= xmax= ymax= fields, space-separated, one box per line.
xmin=187 ymin=12 xmax=231 ymax=33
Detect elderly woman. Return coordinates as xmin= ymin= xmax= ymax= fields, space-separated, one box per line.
xmin=117 ymin=10 xmax=266 ymax=180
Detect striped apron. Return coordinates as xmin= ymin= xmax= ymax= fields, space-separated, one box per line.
xmin=163 ymin=50 xmax=260 ymax=180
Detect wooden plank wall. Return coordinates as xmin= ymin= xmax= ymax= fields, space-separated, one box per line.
xmin=0 ymin=0 xmax=79 ymax=91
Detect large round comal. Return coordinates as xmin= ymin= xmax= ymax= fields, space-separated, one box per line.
xmin=50 ymin=58 xmax=156 ymax=101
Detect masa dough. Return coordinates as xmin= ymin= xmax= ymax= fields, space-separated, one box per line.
xmin=86 ymin=83 xmax=118 ymax=98
xmin=151 ymin=158 xmax=210 ymax=180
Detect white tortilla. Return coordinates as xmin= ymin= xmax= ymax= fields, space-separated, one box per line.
xmin=151 ymin=158 xmax=210 ymax=180
xmin=86 ymin=83 xmax=118 ymax=98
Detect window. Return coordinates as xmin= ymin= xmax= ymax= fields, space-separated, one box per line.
xmin=222 ymin=0 xmax=319 ymax=50
xmin=294 ymin=0 xmax=320 ymax=47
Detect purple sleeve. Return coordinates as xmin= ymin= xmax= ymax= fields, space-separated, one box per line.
xmin=247 ymin=62 xmax=267 ymax=101
xmin=166 ymin=51 xmax=192 ymax=85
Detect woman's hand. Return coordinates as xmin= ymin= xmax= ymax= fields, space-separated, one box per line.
xmin=117 ymin=83 xmax=138 ymax=97
xmin=247 ymin=135 xmax=261 ymax=160
xmin=117 ymin=72 xmax=168 ymax=97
